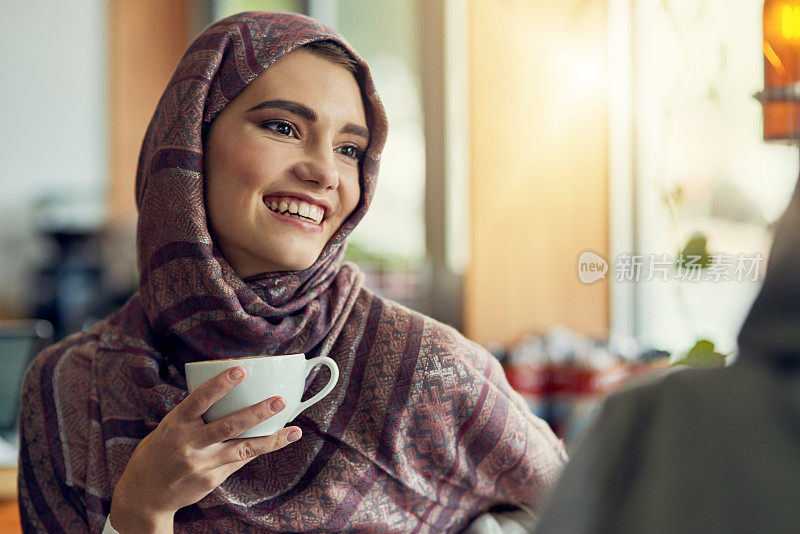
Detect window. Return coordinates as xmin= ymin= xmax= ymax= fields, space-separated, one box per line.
xmin=612 ymin=0 xmax=799 ymax=356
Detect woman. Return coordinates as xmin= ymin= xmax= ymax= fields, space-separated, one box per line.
xmin=18 ymin=12 xmax=566 ymax=533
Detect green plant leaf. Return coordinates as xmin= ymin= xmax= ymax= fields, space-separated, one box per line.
xmin=663 ymin=185 xmax=683 ymax=206
xmin=672 ymin=339 xmax=726 ymax=367
xmin=676 ymin=233 xmax=712 ymax=269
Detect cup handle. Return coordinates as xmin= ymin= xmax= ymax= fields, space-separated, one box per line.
xmin=289 ymin=356 xmax=339 ymax=421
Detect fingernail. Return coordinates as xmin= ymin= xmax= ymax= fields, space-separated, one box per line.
xmin=230 ymin=367 xmax=244 ymax=380
xmin=270 ymin=397 xmax=285 ymax=412
xmin=287 ymin=430 xmax=301 ymax=443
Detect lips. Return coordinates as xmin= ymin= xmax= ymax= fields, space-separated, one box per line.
xmin=264 ymin=197 xmax=323 ymax=225
xmin=262 ymin=193 xmax=332 ymax=226
xmin=265 ymin=203 xmax=324 ymax=233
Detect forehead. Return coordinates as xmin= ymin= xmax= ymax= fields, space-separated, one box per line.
xmin=233 ymin=48 xmax=366 ymax=124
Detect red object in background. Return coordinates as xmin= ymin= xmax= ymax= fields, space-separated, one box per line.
xmin=762 ymin=0 xmax=800 ymax=142
xmin=504 ymin=360 xmax=671 ymax=444
xmin=505 ymin=364 xmax=550 ymax=420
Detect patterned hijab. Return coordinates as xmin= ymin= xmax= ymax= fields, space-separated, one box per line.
xmin=136 ymin=10 xmax=387 ymax=366
xmin=19 ymin=12 xmax=566 ymax=533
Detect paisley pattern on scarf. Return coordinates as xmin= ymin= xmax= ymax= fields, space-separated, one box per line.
xmin=18 ymin=12 xmax=567 ymax=533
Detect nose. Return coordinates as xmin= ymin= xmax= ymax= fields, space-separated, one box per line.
xmin=293 ymin=143 xmax=339 ymax=190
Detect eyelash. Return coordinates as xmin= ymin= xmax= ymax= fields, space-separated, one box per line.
xmin=259 ymin=119 xmax=364 ymax=162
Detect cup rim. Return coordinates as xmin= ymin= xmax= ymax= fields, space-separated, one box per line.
xmin=185 ymin=353 xmax=305 ymax=367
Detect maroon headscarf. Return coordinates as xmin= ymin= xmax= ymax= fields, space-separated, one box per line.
xmin=19 ymin=12 xmax=566 ymax=533
xmin=135 ymin=11 xmax=387 ymax=367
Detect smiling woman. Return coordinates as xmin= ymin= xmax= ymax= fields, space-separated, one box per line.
xmin=17 ymin=11 xmax=566 ymax=533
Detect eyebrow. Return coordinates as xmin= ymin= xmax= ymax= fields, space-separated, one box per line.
xmin=247 ymin=98 xmax=370 ymax=141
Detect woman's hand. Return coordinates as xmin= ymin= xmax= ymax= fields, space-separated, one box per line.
xmin=109 ymin=366 xmax=302 ymax=533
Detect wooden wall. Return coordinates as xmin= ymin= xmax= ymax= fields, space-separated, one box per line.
xmin=107 ymin=0 xmax=192 ymax=229
xmin=464 ymin=0 xmax=610 ymax=347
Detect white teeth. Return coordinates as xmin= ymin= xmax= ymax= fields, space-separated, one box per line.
xmin=309 ymin=205 xmax=321 ymax=223
xmin=264 ymin=197 xmax=325 ymax=225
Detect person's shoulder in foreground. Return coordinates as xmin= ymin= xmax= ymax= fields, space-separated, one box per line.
xmin=532 ymin=359 xmax=800 ymax=534
xmin=534 ymin=175 xmax=800 ymax=534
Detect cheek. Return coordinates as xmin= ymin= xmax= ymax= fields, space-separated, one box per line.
xmin=205 ymin=134 xmax=263 ymax=235
xmin=211 ymin=130 xmax=282 ymax=193
xmin=340 ymin=172 xmax=362 ymax=217
xmin=229 ymin=145 xmax=271 ymax=192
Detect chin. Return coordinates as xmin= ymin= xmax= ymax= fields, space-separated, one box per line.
xmin=283 ymin=258 xmax=317 ymax=271
xmin=267 ymin=248 xmax=321 ymax=272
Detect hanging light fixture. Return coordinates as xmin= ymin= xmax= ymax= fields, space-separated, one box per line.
xmin=758 ymin=0 xmax=800 ymax=142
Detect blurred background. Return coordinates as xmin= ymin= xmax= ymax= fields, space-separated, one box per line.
xmin=2 ymin=0 xmax=800 ymax=521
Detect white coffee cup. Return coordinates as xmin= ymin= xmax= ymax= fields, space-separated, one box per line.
xmin=185 ymin=353 xmax=339 ymax=438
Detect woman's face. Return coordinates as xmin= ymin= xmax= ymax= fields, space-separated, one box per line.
xmin=204 ymin=48 xmax=368 ymax=278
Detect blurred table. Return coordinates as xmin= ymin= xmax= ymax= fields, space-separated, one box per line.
xmin=0 ymin=467 xmax=21 ymax=534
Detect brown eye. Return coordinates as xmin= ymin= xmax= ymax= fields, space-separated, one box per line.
xmin=261 ymin=120 xmax=296 ymax=138
xmin=336 ymin=144 xmax=362 ymax=160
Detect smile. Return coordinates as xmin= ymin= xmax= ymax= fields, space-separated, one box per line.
xmin=263 ymin=196 xmax=325 ymax=225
